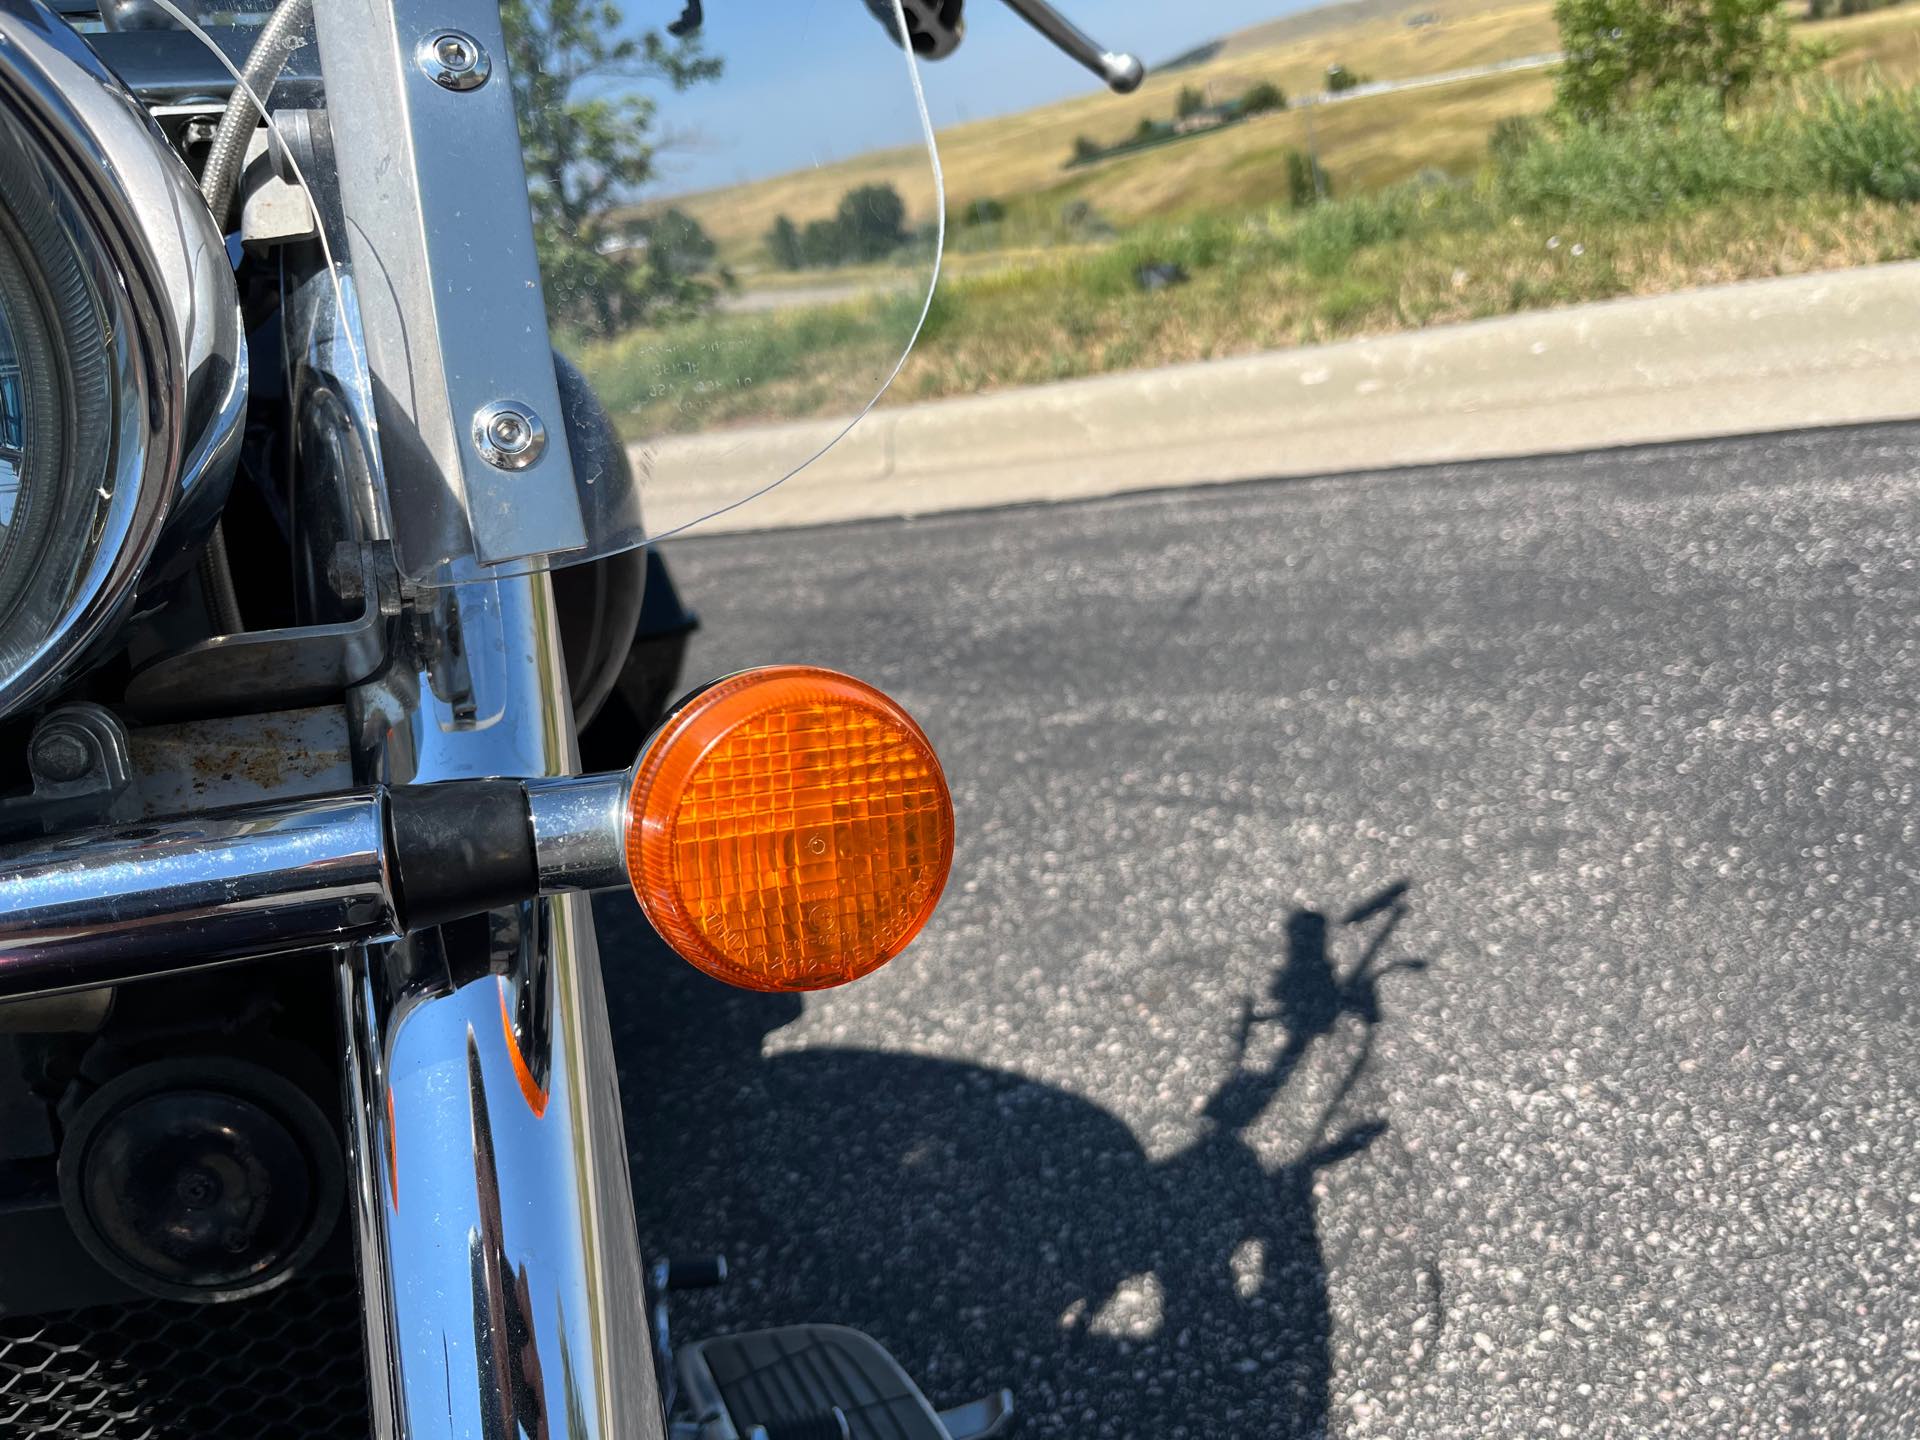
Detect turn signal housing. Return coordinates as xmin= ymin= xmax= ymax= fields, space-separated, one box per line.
xmin=625 ymin=666 xmax=954 ymax=991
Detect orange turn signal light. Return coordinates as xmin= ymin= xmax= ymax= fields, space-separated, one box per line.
xmin=624 ymin=666 xmax=955 ymax=992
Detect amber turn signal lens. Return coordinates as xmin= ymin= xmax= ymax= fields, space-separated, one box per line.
xmin=625 ymin=666 xmax=955 ymax=992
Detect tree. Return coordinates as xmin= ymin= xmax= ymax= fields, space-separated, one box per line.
xmin=1072 ymin=134 xmax=1103 ymax=163
xmin=1177 ymin=85 xmax=1207 ymax=118
xmin=501 ymin=0 xmax=722 ymax=332
xmin=1240 ymin=81 xmax=1288 ymax=116
xmin=1286 ymin=149 xmax=1331 ymax=208
xmin=1552 ymin=0 xmax=1815 ymax=120
xmin=643 ymin=208 xmax=714 ymax=278
xmin=766 ymin=214 xmax=804 ymax=270
xmin=1135 ymin=117 xmax=1162 ymax=142
xmin=834 ymin=183 xmax=910 ymax=261
xmin=1325 ymin=63 xmax=1365 ymax=93
xmin=801 ymin=218 xmax=847 ymax=268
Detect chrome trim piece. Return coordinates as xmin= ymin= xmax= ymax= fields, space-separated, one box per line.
xmin=416 ymin=29 xmax=492 ymax=91
xmin=0 ymin=0 xmax=245 ymax=714
xmin=341 ymin=577 xmax=664 ymax=1440
xmin=308 ymin=0 xmax=584 ymax=577
xmin=474 ymin=398 xmax=550 ymax=472
xmin=527 ymin=771 xmax=632 ymax=894
xmin=0 ymin=792 xmax=393 ymax=998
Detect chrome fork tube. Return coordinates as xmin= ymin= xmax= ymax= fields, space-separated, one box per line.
xmin=338 ymin=575 xmax=661 ymax=1440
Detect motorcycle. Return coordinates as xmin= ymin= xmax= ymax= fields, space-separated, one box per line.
xmin=0 ymin=0 xmax=1140 ymax=1436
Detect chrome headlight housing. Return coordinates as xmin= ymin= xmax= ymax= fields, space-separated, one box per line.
xmin=0 ymin=0 xmax=244 ymax=718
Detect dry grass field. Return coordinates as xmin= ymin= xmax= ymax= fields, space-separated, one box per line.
xmin=578 ymin=3 xmax=1920 ymax=440
xmin=654 ymin=0 xmax=1920 ymax=268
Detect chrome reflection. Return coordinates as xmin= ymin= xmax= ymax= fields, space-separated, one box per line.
xmin=0 ymin=793 xmax=394 ymax=998
xmin=338 ymin=572 xmax=661 ymax=1440
xmin=0 ymin=0 xmax=245 ymax=716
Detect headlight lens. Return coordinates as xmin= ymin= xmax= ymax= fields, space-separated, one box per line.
xmin=0 ymin=166 xmax=117 ymax=692
xmin=0 ymin=4 xmax=244 ymax=719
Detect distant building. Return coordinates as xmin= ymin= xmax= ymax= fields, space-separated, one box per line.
xmin=1173 ymin=106 xmax=1236 ymax=136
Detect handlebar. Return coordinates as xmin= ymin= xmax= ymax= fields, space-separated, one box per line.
xmin=997 ymin=0 xmax=1143 ymax=93
xmin=863 ymin=0 xmax=1145 ymax=94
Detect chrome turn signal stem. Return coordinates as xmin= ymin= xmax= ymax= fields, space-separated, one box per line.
xmin=0 ymin=773 xmax=631 ymax=1002
xmin=524 ymin=770 xmax=632 ymax=894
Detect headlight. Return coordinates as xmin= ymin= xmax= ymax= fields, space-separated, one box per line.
xmin=0 ymin=0 xmax=244 ymax=718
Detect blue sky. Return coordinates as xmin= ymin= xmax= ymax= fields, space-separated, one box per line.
xmin=641 ymin=0 xmax=1312 ymax=195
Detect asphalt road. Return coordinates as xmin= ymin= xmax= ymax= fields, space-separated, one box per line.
xmin=597 ymin=423 xmax=1920 ymax=1439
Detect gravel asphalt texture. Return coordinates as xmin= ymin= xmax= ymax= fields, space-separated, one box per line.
xmin=597 ymin=423 xmax=1920 ymax=1439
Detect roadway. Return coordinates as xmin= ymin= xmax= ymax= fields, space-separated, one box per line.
xmin=599 ymin=423 xmax=1920 ymax=1438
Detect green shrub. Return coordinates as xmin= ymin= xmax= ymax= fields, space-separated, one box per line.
xmin=1491 ymin=82 xmax=1920 ymax=218
xmin=1799 ymin=81 xmax=1920 ymax=201
xmin=1286 ymin=189 xmax=1427 ymax=274
xmin=1286 ymin=149 xmax=1331 ymax=208
xmin=1240 ymin=81 xmax=1288 ymax=116
xmin=766 ymin=214 xmax=804 ymax=270
xmin=1488 ymin=115 xmax=1542 ymax=166
xmin=1071 ymin=216 xmax=1245 ymax=296
xmin=1493 ymin=92 xmax=1786 ymax=219
xmin=1318 ymin=278 xmax=1392 ymax=328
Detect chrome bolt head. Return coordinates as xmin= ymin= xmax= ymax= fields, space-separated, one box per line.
xmin=418 ymin=30 xmax=491 ymax=90
xmin=474 ymin=401 xmax=548 ymax=471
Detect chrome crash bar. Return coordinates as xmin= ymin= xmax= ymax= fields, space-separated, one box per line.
xmin=0 ymin=773 xmax=630 ymax=999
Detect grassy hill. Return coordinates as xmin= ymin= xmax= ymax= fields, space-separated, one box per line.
xmin=581 ymin=2 xmax=1920 ymax=440
xmin=661 ymin=0 xmax=1559 ymax=262
xmin=658 ymin=0 xmax=1919 ymax=272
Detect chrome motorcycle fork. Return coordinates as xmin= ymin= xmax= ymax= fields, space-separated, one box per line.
xmin=290 ymin=0 xmax=664 ymax=1433
xmin=335 ymin=577 xmax=661 ymax=1440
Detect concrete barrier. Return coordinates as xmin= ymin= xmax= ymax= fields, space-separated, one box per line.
xmin=631 ymin=261 xmax=1920 ymax=534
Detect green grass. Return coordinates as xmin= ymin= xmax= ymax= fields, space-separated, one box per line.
xmin=580 ymin=79 xmax=1920 ymax=438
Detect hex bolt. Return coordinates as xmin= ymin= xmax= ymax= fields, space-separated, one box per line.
xmin=473 ymin=400 xmax=548 ymax=471
xmin=417 ymin=29 xmax=491 ymax=90
xmin=490 ymin=412 xmax=530 ymax=452
xmin=31 ymin=731 xmax=92 ymax=784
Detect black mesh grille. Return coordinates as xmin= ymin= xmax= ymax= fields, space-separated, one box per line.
xmin=0 ymin=1272 xmax=370 ymax=1440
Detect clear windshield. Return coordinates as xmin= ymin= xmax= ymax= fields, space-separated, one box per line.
xmin=164 ymin=0 xmax=942 ymax=582
xmin=512 ymin=0 xmax=945 ymax=551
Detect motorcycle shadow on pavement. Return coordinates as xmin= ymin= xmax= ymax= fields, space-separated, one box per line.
xmin=599 ymin=882 xmax=1428 ymax=1440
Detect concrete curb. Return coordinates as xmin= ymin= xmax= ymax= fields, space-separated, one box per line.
xmin=630 ymin=262 xmax=1920 ymax=534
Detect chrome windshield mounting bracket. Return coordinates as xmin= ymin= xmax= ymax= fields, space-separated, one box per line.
xmin=308 ymin=0 xmax=585 ymax=573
